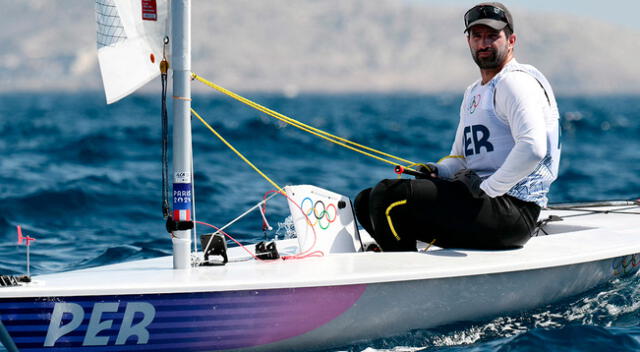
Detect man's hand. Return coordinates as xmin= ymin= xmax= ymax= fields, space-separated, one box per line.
xmin=454 ymin=169 xmax=484 ymax=198
xmin=416 ymin=163 xmax=438 ymax=179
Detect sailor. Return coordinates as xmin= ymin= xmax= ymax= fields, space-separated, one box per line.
xmin=355 ymin=2 xmax=561 ymax=250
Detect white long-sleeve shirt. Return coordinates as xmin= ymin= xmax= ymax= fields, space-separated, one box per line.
xmin=436 ymin=59 xmax=561 ymax=207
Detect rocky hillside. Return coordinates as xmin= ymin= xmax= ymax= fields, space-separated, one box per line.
xmin=1 ymin=0 xmax=639 ymax=96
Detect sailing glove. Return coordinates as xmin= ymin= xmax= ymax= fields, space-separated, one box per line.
xmin=415 ymin=163 xmax=438 ymax=179
xmin=454 ymin=169 xmax=484 ymax=198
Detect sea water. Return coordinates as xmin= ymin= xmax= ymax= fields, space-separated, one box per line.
xmin=0 ymin=92 xmax=639 ymax=351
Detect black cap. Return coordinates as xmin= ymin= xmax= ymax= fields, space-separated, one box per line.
xmin=464 ymin=2 xmax=513 ymax=33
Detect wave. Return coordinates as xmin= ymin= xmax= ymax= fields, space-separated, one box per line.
xmin=54 ymin=133 xmax=122 ymax=164
xmin=7 ymin=187 xmax=94 ymax=218
xmin=0 ymin=213 xmax=11 ymax=233
xmin=76 ymin=243 xmax=170 ymax=270
xmin=499 ymin=325 xmax=640 ymax=352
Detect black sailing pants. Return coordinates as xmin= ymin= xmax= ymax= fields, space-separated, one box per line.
xmin=354 ymin=178 xmax=541 ymax=251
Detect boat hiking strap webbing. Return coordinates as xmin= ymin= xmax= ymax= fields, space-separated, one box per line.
xmin=190 ymin=108 xmax=285 ymax=194
xmin=533 ymin=201 xmax=640 ymax=236
xmin=190 ymin=73 xmax=419 ymax=169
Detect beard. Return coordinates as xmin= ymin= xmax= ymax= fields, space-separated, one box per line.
xmin=472 ymin=45 xmax=508 ymax=69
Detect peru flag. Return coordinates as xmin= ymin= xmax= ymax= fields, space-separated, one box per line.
xmin=174 ymin=209 xmax=191 ymax=221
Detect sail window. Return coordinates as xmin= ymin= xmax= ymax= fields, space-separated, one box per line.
xmin=96 ymin=0 xmax=127 ymax=48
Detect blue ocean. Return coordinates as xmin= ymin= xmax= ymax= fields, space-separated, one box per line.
xmin=1 ymin=91 xmax=639 ymax=351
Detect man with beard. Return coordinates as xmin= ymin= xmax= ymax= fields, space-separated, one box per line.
xmin=354 ymin=2 xmax=561 ymax=251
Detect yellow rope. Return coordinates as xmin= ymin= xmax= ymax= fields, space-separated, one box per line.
xmin=405 ymin=162 xmax=436 ymax=172
xmin=191 ymin=73 xmax=417 ymax=168
xmin=385 ymin=199 xmax=407 ymax=241
xmin=191 ymin=108 xmax=284 ymax=194
xmin=438 ymin=155 xmax=464 ymax=163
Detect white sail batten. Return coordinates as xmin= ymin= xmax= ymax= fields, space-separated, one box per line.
xmin=95 ymin=0 xmax=169 ymax=104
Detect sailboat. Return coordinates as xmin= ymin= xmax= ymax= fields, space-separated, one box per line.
xmin=2 ymin=1 xmax=640 ymax=351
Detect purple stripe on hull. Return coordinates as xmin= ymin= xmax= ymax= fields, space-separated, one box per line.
xmin=6 ymin=317 xmax=294 ymax=332
xmin=0 ymin=296 xmax=295 ymax=310
xmin=0 ymin=284 xmax=367 ymax=351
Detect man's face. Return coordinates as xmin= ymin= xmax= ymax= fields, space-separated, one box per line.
xmin=467 ymin=25 xmax=511 ymax=69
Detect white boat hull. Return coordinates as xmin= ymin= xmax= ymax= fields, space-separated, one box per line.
xmin=1 ymin=203 xmax=639 ymax=351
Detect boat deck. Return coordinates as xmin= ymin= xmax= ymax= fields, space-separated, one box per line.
xmin=2 ymin=204 xmax=639 ymax=297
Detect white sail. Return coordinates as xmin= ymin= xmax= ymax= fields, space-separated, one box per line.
xmin=95 ymin=0 xmax=169 ymax=104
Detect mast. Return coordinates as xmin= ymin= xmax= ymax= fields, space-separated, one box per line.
xmin=171 ymin=0 xmax=193 ymax=269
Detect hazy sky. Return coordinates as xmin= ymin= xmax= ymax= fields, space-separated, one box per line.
xmin=414 ymin=0 xmax=640 ymax=31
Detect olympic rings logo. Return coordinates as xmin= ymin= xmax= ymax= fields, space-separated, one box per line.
xmin=301 ymin=197 xmax=338 ymax=230
xmin=468 ymin=94 xmax=481 ymax=114
xmin=611 ymin=254 xmax=640 ymax=276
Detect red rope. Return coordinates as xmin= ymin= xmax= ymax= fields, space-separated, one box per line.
xmin=195 ymin=220 xmax=263 ymax=261
xmin=196 ymin=189 xmax=325 ymax=261
xmin=261 ymin=190 xmax=324 ymax=259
